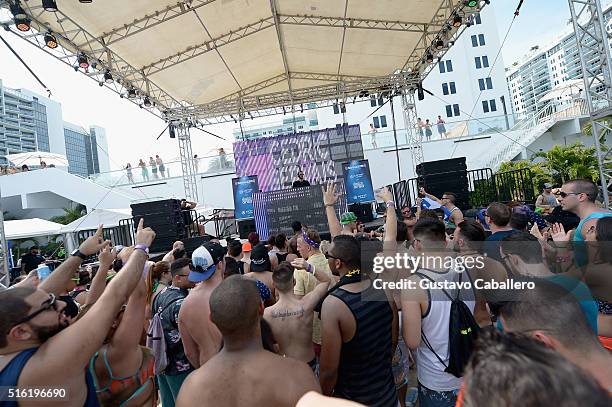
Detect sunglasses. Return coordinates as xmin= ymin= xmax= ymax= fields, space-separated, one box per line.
xmin=325 ymin=253 xmax=342 ymax=262
xmin=14 ymin=293 xmax=59 ymax=326
xmin=558 ymin=191 xmax=585 ymax=198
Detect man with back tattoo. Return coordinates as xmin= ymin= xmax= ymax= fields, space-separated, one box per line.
xmin=264 ymin=261 xmax=330 ymax=373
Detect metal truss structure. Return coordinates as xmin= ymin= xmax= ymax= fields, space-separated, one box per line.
xmin=400 ymin=90 xmax=424 ymax=166
xmin=175 ymin=123 xmax=199 ymax=203
xmin=569 ymin=0 xmax=612 ymax=208
xmin=0 ymin=0 xmax=485 ymax=124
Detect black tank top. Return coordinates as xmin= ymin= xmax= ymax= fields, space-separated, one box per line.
xmin=330 ymin=282 xmax=397 ymax=407
xmin=275 ymin=252 xmax=288 ymax=262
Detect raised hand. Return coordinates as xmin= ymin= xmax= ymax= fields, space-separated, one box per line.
xmin=98 ymin=245 xmax=117 ymax=266
xmin=376 ymin=187 xmax=394 ymax=203
xmin=135 ymin=218 xmax=156 ymax=247
xmin=322 ymin=181 xmax=340 ymax=206
xmin=550 ymin=223 xmax=571 ymax=242
xmin=79 ymin=225 xmax=111 ymax=256
xmin=291 ymin=258 xmax=309 ymax=270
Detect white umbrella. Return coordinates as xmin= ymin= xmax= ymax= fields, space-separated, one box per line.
xmin=538 ymin=79 xmax=583 ymax=102
xmin=6 ymin=152 xmax=69 ymax=167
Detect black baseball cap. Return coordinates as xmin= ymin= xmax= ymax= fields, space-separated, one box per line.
xmin=250 ymin=243 xmax=271 ymax=272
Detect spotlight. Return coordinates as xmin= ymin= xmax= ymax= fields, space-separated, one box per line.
xmin=15 ymin=17 xmax=31 ymax=32
xmin=143 ymin=97 xmax=152 ymax=107
xmin=103 ymin=70 xmax=113 ymax=84
xmin=127 ymin=88 xmax=137 ymax=99
xmin=452 ymin=15 xmax=462 ymax=28
xmin=42 ymin=0 xmax=58 ymax=12
xmin=426 ymin=53 xmax=434 ymax=64
xmin=77 ymin=53 xmax=89 ymax=69
xmin=168 ymin=124 xmax=176 ymax=138
xmin=44 ymin=32 xmax=58 ymax=48
xmin=417 ymin=83 xmax=425 ymax=101
xmin=10 ymin=2 xmax=27 ymax=19
xmin=466 ymin=0 xmax=478 ymax=6
xmin=435 ymin=39 xmax=445 ymax=50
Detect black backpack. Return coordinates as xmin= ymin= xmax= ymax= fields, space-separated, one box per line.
xmin=419 ymin=272 xmax=480 ymax=378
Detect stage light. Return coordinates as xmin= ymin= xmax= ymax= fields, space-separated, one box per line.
xmin=143 ymin=97 xmax=152 ymax=107
xmin=10 ymin=2 xmax=27 ymax=19
xmin=169 ymin=124 xmax=176 ymax=138
xmin=452 ymin=15 xmax=462 ymax=28
xmin=42 ymin=0 xmax=58 ymax=12
xmin=15 ymin=17 xmax=31 ymax=32
xmin=466 ymin=0 xmax=478 ymax=7
xmin=426 ymin=53 xmax=434 ymax=64
xmin=44 ymin=32 xmax=58 ymax=48
xmin=417 ymin=83 xmax=425 ymax=101
xmin=77 ymin=53 xmax=89 ymax=69
xmin=127 ymin=88 xmax=137 ymax=99
xmin=435 ymin=39 xmax=445 ymax=50
xmin=103 ymin=70 xmax=113 ymax=84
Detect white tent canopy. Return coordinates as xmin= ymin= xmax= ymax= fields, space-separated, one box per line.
xmin=5 ymin=0 xmax=480 ymax=122
xmin=60 ymin=209 xmax=132 ymax=234
xmin=4 ymin=218 xmax=63 ymax=240
xmin=538 ymin=79 xmax=584 ymax=103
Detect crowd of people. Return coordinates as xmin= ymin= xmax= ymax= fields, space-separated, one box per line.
xmin=0 ymin=161 xmax=57 ymax=176
xmin=1 ymin=178 xmax=611 ymax=407
xmin=418 ymin=117 xmax=447 ymax=141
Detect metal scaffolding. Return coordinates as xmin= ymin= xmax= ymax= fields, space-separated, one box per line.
xmin=568 ymin=0 xmax=612 ymax=208
xmin=175 ymin=123 xmax=199 ymax=203
xmin=401 ymin=89 xmax=424 ymax=168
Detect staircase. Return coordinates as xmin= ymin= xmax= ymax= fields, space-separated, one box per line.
xmin=485 ymin=99 xmax=589 ymax=171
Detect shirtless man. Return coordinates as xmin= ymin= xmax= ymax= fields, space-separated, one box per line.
xmin=178 ymin=242 xmax=226 ymax=368
xmin=0 ymin=221 xmax=155 ymax=407
xmin=264 ymin=261 xmax=330 ymax=371
xmin=176 ymin=276 xmax=320 ymax=407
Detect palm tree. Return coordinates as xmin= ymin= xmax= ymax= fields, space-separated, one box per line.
xmin=50 ymin=204 xmax=86 ymax=225
xmin=531 ymin=142 xmax=600 ymax=184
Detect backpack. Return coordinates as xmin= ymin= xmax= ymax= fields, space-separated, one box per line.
xmin=147 ymin=296 xmax=181 ymax=375
xmin=419 ymin=272 xmax=480 ymax=378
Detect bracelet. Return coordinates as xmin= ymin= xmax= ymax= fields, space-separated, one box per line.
xmin=386 ymin=201 xmax=395 ymax=208
xmin=307 ymin=263 xmax=313 ymax=274
xmin=325 ymin=203 xmax=335 ymax=207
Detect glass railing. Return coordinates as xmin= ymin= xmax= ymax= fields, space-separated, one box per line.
xmin=360 ymin=114 xmax=518 ymax=151
xmin=89 ymin=153 xmax=236 ymax=188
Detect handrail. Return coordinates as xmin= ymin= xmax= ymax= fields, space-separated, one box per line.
xmin=485 ymin=99 xmax=588 ymax=171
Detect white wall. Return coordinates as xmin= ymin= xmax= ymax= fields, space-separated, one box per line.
xmin=17 ymin=89 xmax=66 ymax=155
xmin=91 ymin=125 xmax=110 ymax=173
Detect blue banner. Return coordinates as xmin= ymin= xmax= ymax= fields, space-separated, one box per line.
xmin=232 ymin=176 xmax=259 ymax=220
xmin=342 ymin=160 xmax=375 ymax=204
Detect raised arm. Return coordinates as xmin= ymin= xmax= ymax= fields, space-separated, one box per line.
xmin=377 ymin=187 xmax=397 ymax=245
xmin=419 ymin=187 xmax=442 ymax=205
xmin=39 ymin=225 xmax=110 ymax=296
xmin=107 ymin=263 xmax=149 ymax=359
xmin=323 ymin=182 xmax=342 ymax=239
xmin=85 ymin=246 xmax=116 ymax=306
xmin=36 ymin=219 xmax=155 ymax=377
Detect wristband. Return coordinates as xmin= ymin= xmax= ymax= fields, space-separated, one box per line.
xmin=134 ymin=244 xmax=149 ymax=254
xmin=307 ymin=263 xmax=312 ymax=274
xmin=325 ymin=203 xmax=335 ymax=207
xmin=386 ymin=201 xmax=395 ymax=208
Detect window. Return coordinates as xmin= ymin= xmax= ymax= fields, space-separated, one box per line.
xmin=475 ymin=14 xmax=482 ymax=24
xmin=380 ymin=115 xmax=387 ymax=127
xmin=442 ymin=82 xmax=457 ymax=95
xmin=369 ymin=96 xmax=384 ymax=107
xmin=482 ymin=55 xmax=489 ymax=67
xmin=446 ymin=104 xmax=460 ymax=118
xmin=482 ymin=99 xmax=497 ymax=113
xmin=439 ymin=60 xmax=453 ymax=73
xmin=475 ymin=57 xmax=482 ymax=69
xmin=472 ymin=34 xmax=486 ymax=47
xmin=373 ymin=117 xmax=380 ymax=128
xmin=478 ymin=78 xmax=493 ymax=90
xmin=370 ymin=97 xmax=377 ymax=107
xmin=478 ymin=79 xmax=485 ymax=91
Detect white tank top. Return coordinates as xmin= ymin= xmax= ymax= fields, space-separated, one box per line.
xmin=415 ymin=267 xmax=475 ymax=392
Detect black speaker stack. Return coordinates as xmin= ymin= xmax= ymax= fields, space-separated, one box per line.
xmin=131 ymin=199 xmax=186 ymax=253
xmin=416 ymin=158 xmax=469 ymax=209
xmin=348 ymin=203 xmax=374 ymax=223
xmin=237 ymin=219 xmax=257 ymax=239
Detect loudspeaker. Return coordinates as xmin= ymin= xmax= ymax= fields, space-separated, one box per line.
xmin=238 ymin=219 xmax=257 ymax=239
xmin=130 ymin=199 xmax=186 ymax=253
xmin=183 ymin=235 xmax=215 ymax=257
xmin=416 ymin=157 xmax=467 ymax=177
xmin=348 ymin=203 xmax=374 ymax=223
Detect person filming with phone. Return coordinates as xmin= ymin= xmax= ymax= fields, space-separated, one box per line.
xmin=20 ymin=246 xmax=45 ymax=275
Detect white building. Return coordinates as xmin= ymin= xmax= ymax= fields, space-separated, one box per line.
xmin=232 ymin=103 xmax=319 ymax=140
xmin=507 ymin=3 xmax=612 ymax=117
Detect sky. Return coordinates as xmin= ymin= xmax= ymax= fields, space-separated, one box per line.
xmin=0 ymin=1 xmax=579 ymax=172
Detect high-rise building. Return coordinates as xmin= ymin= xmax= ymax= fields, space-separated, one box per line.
xmin=0 ymin=79 xmax=110 ymax=175
xmin=506 ymin=3 xmax=612 ymax=117
xmin=63 ymin=123 xmax=109 ymax=177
